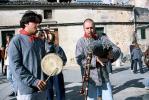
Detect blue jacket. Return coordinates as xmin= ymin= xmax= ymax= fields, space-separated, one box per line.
xmin=8 ymin=34 xmax=46 ymax=95
xmin=131 ymin=47 xmax=143 ymax=60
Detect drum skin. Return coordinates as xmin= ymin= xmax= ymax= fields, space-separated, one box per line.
xmin=41 ymin=53 xmax=63 ymax=76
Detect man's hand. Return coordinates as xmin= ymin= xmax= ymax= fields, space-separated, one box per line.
xmin=96 ymin=57 xmax=108 ymax=67
xmin=36 ymin=80 xmax=46 ymax=91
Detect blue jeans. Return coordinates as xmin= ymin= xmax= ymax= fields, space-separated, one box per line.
xmin=46 ymin=72 xmax=65 ymax=100
xmin=87 ymin=82 xmax=113 ymax=100
xmin=133 ymin=59 xmax=143 ymax=73
xmin=130 ymin=59 xmax=134 ymax=70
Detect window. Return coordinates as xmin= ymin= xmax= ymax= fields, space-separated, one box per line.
xmin=95 ymin=27 xmax=104 ymax=36
xmin=44 ymin=10 xmax=52 ymax=19
xmin=141 ymin=28 xmax=146 ymax=39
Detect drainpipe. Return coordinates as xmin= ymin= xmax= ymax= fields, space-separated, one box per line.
xmin=133 ymin=6 xmax=137 ymax=43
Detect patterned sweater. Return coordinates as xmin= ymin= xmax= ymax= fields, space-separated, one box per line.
xmin=75 ymin=35 xmax=121 ymax=86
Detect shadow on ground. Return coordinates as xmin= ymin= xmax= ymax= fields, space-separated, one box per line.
xmin=113 ymin=78 xmax=145 ymax=94
xmin=65 ymin=82 xmax=84 ymax=100
xmin=125 ymin=93 xmax=149 ymax=100
xmin=142 ymin=66 xmax=149 ymax=73
xmin=112 ymin=67 xmax=130 ymax=74
xmin=125 ymin=96 xmax=142 ymax=100
xmin=112 ymin=65 xmax=149 ymax=74
xmin=0 ymin=74 xmax=7 ymax=84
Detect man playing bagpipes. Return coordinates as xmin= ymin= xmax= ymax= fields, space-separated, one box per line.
xmin=144 ymin=46 xmax=149 ymax=68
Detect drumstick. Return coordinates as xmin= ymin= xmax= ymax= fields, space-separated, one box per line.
xmin=37 ymin=68 xmax=59 ymax=92
xmin=45 ymin=68 xmax=58 ymax=83
xmin=96 ymin=57 xmax=104 ymax=67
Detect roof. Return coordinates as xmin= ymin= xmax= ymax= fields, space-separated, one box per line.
xmin=0 ymin=1 xmax=134 ymax=9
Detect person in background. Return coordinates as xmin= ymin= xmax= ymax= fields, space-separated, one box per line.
xmin=115 ymin=42 xmax=121 ymax=67
xmin=129 ymin=41 xmax=135 ymax=71
xmin=131 ymin=43 xmax=144 ymax=74
xmin=0 ymin=46 xmax=5 ymax=75
xmin=144 ymin=46 xmax=149 ymax=89
xmin=75 ymin=18 xmax=121 ymax=100
xmin=4 ymin=34 xmax=17 ymax=97
xmin=37 ymin=30 xmax=46 ymax=42
xmin=8 ymin=11 xmax=47 ymax=100
xmin=144 ymin=46 xmax=149 ymax=68
xmin=45 ymin=31 xmax=67 ymax=100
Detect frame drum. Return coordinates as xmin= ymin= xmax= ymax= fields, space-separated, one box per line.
xmin=41 ymin=53 xmax=63 ymax=76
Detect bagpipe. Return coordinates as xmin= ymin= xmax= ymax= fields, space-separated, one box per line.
xmin=80 ymin=40 xmax=113 ymax=100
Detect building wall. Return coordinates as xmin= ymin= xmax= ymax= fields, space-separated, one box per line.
xmin=50 ymin=8 xmax=134 ymax=65
xmin=134 ymin=0 xmax=149 ymax=8
xmin=0 ymin=9 xmax=44 ymax=26
xmin=127 ymin=0 xmax=149 ymax=8
xmin=57 ymin=24 xmax=134 ymax=65
xmin=0 ymin=7 xmax=136 ymax=66
xmin=57 ymin=26 xmax=83 ymax=65
xmin=52 ymin=8 xmax=132 ymax=23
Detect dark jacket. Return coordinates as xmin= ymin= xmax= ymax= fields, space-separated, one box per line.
xmin=131 ymin=47 xmax=143 ymax=60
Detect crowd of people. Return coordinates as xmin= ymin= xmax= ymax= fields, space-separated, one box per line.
xmin=0 ymin=11 xmax=149 ymax=100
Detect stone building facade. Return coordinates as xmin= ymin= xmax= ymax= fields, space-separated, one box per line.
xmin=0 ymin=1 xmax=148 ymax=66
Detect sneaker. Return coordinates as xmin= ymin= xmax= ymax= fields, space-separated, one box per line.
xmin=8 ymin=91 xmax=15 ymax=96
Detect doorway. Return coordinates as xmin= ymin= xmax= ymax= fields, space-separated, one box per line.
xmin=1 ymin=30 xmax=15 ymax=47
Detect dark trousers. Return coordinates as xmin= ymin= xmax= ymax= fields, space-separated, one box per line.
xmin=130 ymin=60 xmax=134 ymax=70
xmin=133 ymin=59 xmax=143 ymax=73
xmin=46 ymin=72 xmax=65 ymax=100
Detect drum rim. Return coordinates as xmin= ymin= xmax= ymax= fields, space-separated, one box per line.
xmin=41 ymin=53 xmax=63 ymax=76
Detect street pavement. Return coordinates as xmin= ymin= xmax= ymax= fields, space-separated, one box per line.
xmin=0 ymin=62 xmax=149 ymax=100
